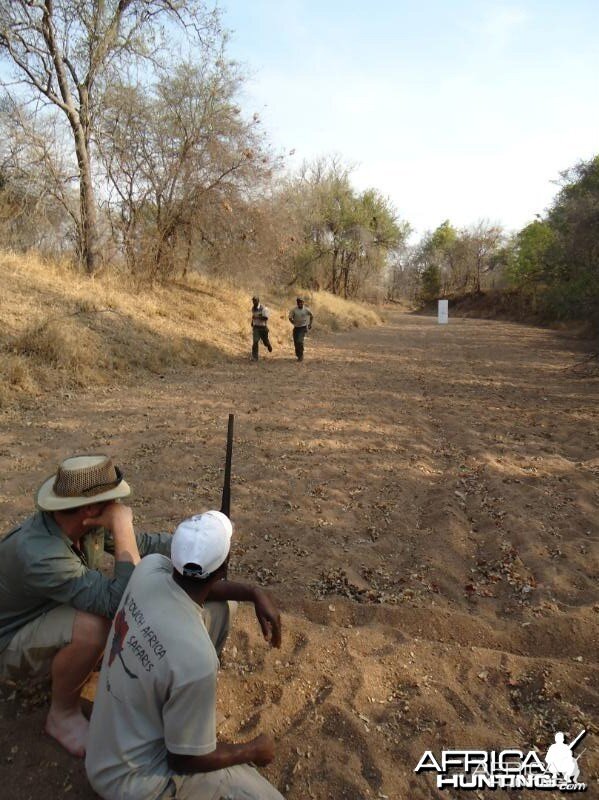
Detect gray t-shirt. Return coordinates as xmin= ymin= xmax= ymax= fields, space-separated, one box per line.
xmin=86 ymin=554 xmax=218 ymax=800
xmin=288 ymin=306 xmax=312 ymax=327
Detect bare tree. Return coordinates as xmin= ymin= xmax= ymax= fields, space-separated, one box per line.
xmin=460 ymin=221 xmax=504 ymax=293
xmin=0 ymin=99 xmax=78 ymax=250
xmin=0 ymin=0 xmax=219 ymax=273
xmin=97 ymin=58 xmax=274 ymax=279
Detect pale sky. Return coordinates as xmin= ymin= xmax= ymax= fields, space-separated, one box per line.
xmin=221 ymin=0 xmax=599 ymax=238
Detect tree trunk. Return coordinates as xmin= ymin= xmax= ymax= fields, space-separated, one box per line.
xmin=181 ymin=224 xmax=193 ymax=278
xmin=71 ymin=119 xmax=100 ymax=274
xmin=330 ymin=248 xmax=339 ymax=295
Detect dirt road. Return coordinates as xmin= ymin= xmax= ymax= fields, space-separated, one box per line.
xmin=1 ymin=311 xmax=598 ymax=799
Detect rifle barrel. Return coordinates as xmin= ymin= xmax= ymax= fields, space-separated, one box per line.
xmin=569 ymin=729 xmax=587 ymax=751
xmin=220 ymin=414 xmax=234 ymax=518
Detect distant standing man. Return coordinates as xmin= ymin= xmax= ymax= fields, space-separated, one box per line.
xmin=251 ymin=296 xmax=273 ymax=361
xmin=288 ymin=296 xmax=313 ymax=362
xmin=86 ymin=511 xmax=285 ymax=800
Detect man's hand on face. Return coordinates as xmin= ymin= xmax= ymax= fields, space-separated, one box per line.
xmin=83 ymin=501 xmax=140 ymax=564
xmin=253 ymin=589 xmax=282 ymax=648
xmin=82 ymin=501 xmax=133 ymax=535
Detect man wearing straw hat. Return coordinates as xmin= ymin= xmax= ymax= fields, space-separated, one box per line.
xmin=0 ymin=454 xmax=172 ymax=758
xmin=86 ymin=510 xmax=284 ymax=800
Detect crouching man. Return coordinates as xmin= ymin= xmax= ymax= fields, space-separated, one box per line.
xmin=0 ymin=454 xmax=172 ymax=757
xmin=85 ymin=510 xmax=285 ymax=800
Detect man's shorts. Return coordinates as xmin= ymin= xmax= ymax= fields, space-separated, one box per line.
xmin=0 ymin=605 xmax=76 ymax=681
xmin=158 ymin=764 xmax=285 ymax=799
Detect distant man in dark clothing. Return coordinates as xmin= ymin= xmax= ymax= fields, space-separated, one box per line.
xmin=288 ymin=297 xmax=313 ymax=362
xmin=251 ymin=296 xmax=273 ymax=361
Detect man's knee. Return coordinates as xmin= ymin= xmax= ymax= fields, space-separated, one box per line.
xmin=202 ymin=601 xmax=237 ymax=655
xmin=71 ymin=611 xmax=111 ymax=651
xmin=0 ymin=605 xmax=80 ymax=680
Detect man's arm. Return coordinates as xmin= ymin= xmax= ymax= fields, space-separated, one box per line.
xmin=135 ymin=531 xmax=172 ymax=557
xmin=308 ymin=309 xmax=314 ymax=328
xmin=102 ymin=527 xmax=171 ymax=559
xmin=168 ymin=734 xmax=275 ymax=774
xmin=22 ymin=503 xmax=140 ymax=619
xmin=207 ymin=580 xmax=282 ymax=648
xmin=84 ymin=503 xmax=140 ymax=566
xmin=163 ymin=658 xmax=276 ymax=775
xmin=205 ymin=579 xmax=256 ymax=603
xmin=24 ymin=549 xmax=135 ymax=619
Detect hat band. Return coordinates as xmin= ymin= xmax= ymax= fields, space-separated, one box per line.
xmin=53 ymin=463 xmax=124 ymax=498
xmin=80 ymin=466 xmax=124 ymax=496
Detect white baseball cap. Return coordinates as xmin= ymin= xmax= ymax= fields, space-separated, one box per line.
xmin=171 ymin=511 xmax=233 ymax=579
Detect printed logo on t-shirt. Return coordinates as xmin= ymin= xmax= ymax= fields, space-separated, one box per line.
xmin=108 ymin=606 xmax=137 ymax=679
xmin=107 ymin=592 xmax=168 ymax=680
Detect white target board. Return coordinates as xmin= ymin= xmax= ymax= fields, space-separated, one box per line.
xmin=438 ymin=299 xmax=449 ymax=324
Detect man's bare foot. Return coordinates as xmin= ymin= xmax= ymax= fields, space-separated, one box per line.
xmin=45 ymin=707 xmax=89 ymax=757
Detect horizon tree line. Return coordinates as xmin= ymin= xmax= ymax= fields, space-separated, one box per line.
xmin=0 ymin=1 xmax=596 ymax=328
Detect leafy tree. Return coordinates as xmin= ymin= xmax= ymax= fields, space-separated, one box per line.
xmin=507 ymin=156 xmax=599 ymax=329
xmin=285 ymin=157 xmax=408 ymax=297
xmin=429 ymin=219 xmax=457 ymax=252
xmin=419 ymin=263 xmax=441 ymax=303
xmin=509 ymin=221 xmax=555 ymax=290
xmin=410 ymin=220 xmax=504 ymax=302
xmin=421 ymin=220 xmax=457 ymax=293
xmin=544 ymin=156 xmax=599 ymax=324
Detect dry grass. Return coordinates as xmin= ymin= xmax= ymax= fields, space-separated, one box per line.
xmin=0 ymin=251 xmax=382 ymax=408
xmin=302 ymin=290 xmax=382 ymax=331
xmin=13 ymin=318 xmax=103 ymax=375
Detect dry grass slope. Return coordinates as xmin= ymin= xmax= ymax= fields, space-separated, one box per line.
xmin=0 ymin=251 xmax=382 ymax=408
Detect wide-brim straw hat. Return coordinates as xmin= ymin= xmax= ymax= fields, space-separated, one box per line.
xmin=36 ymin=455 xmax=131 ymax=511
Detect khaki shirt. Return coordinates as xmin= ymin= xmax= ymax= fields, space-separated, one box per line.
xmin=86 ymin=555 xmax=218 ymax=800
xmin=0 ymin=512 xmax=171 ymax=653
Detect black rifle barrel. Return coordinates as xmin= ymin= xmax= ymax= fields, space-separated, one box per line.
xmin=220 ymin=414 xmax=234 ymax=518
